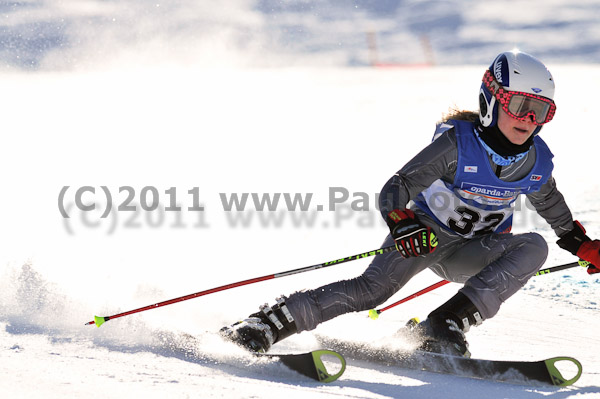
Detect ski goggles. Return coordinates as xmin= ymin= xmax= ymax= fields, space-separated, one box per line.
xmin=483 ymin=70 xmax=556 ymax=125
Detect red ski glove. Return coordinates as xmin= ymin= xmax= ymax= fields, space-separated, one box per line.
xmin=386 ymin=209 xmax=438 ymax=258
xmin=578 ymin=241 xmax=600 ymax=274
xmin=556 ymin=221 xmax=600 ymax=275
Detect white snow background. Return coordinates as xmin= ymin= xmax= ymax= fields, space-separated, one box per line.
xmin=1 ymin=1 xmax=599 ymax=398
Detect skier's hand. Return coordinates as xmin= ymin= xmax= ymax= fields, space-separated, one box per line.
xmin=578 ymin=241 xmax=600 ymax=274
xmin=556 ymin=221 xmax=600 ymax=275
xmin=386 ymin=209 xmax=438 ymax=258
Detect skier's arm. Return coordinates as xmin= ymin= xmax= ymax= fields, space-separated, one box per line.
xmin=528 ymin=179 xmax=600 ymax=274
xmin=379 ymin=129 xmax=457 ymax=219
xmin=379 ymin=128 xmax=456 ymax=257
xmin=525 ymin=177 xmax=574 ymax=237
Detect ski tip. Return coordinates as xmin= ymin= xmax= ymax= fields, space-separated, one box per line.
xmin=93 ymin=316 xmax=107 ymax=328
xmin=544 ymin=356 xmax=583 ymax=386
xmin=368 ymin=309 xmax=380 ymax=320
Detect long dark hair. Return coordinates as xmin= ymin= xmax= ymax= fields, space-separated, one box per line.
xmin=439 ymin=107 xmax=479 ymax=123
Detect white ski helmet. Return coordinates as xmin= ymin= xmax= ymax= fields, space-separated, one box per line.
xmin=479 ymin=51 xmax=556 ymax=133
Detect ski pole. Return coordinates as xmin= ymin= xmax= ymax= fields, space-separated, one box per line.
xmin=368 ymin=259 xmax=590 ymax=319
xmin=368 ymin=280 xmax=450 ymax=319
xmin=534 ymin=259 xmax=589 ymax=276
xmin=86 ymin=244 xmax=397 ymax=327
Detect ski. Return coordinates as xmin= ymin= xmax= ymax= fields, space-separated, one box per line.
xmin=258 ymin=349 xmax=346 ymax=383
xmin=318 ymin=337 xmax=582 ymax=386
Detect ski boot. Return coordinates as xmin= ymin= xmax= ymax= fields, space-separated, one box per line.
xmin=418 ymin=292 xmax=483 ymax=358
xmin=220 ymin=297 xmax=297 ymax=353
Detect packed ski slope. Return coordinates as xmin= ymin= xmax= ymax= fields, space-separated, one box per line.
xmin=1 ymin=64 xmax=599 ymax=398
xmin=2 ymin=1 xmax=600 ymax=398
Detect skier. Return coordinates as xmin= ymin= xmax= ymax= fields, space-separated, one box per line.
xmin=221 ymin=51 xmax=600 ymax=357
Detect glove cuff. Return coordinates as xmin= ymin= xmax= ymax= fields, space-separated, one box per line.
xmin=556 ymin=220 xmax=591 ymax=256
xmin=385 ymin=209 xmax=415 ymax=230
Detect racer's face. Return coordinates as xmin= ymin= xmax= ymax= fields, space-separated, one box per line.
xmin=497 ymin=107 xmax=537 ymax=145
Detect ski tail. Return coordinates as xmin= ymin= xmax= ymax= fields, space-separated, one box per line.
xmin=261 ymin=350 xmax=346 ymax=383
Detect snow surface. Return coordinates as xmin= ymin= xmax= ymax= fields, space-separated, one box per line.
xmin=2 ymin=1 xmax=600 ymax=399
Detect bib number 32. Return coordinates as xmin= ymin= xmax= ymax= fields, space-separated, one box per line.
xmin=448 ymin=207 xmax=504 ymax=236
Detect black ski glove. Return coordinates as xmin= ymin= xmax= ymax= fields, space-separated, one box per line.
xmin=386 ymin=209 xmax=438 ymax=258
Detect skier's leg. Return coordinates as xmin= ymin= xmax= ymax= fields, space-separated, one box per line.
xmin=419 ymin=232 xmax=548 ymax=356
xmin=439 ymin=231 xmax=548 ymax=320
